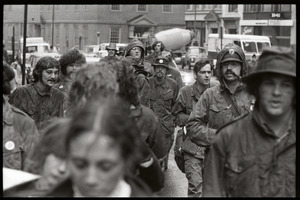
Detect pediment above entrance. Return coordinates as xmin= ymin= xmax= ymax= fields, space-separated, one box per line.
xmin=204 ymin=10 xmax=219 ymax=21
xmin=127 ymin=15 xmax=157 ymax=26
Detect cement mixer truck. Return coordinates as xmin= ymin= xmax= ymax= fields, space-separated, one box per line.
xmin=151 ymin=28 xmax=195 ymax=67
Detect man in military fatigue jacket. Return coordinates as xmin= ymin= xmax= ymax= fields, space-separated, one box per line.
xmin=146 ymin=56 xmax=179 ymax=170
xmin=172 ymin=58 xmax=218 ymax=197
xmin=203 ymin=46 xmax=296 ymax=197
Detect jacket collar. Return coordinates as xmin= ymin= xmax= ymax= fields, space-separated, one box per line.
xmin=252 ymin=108 xmax=295 ymax=140
xmin=191 ymin=82 xmax=208 ymax=100
xmin=3 ymin=102 xmax=13 ymax=126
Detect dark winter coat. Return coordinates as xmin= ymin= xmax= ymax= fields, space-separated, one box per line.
xmin=203 ymin=109 xmax=296 ymax=197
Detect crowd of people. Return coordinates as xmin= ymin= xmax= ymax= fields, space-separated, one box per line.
xmin=3 ymin=38 xmax=296 ymax=197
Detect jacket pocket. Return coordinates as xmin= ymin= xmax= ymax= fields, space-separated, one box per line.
xmin=209 ymin=104 xmax=233 ymax=128
xmin=162 ymin=90 xmax=174 ymax=110
xmin=224 ymin=156 xmax=259 ymax=196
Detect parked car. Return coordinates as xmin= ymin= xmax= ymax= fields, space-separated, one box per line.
xmin=185 ymin=46 xmax=207 ymax=70
xmin=172 ymin=49 xmax=186 ymax=66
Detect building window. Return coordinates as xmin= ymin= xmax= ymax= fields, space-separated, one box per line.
xmin=162 ymin=5 xmax=172 ymax=13
xmin=244 ymin=4 xmax=259 ymax=12
xmin=74 ymin=25 xmax=79 ymax=46
xmin=186 ymin=5 xmax=193 ymax=11
xmin=262 ymin=4 xmax=272 ymax=12
xmin=228 ymin=4 xmax=238 ymax=12
xmin=55 ymin=25 xmax=60 ymax=46
xmin=280 ymin=4 xmax=291 ymax=12
xmin=75 ymin=5 xmax=79 ymax=11
xmin=111 ymin=5 xmax=120 ymax=11
xmin=83 ymin=24 xmax=88 ymax=45
xmin=137 ymin=4 xmax=147 ymax=12
xmin=65 ymin=25 xmax=69 ymax=46
xmin=211 ymin=28 xmax=218 ymax=34
xmin=110 ymin=27 xmax=120 ymax=43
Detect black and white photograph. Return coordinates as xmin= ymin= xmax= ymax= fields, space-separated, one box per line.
xmin=2 ymin=4 xmax=297 ymax=197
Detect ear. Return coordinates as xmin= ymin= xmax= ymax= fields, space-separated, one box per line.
xmin=193 ymin=71 xmax=197 ymax=80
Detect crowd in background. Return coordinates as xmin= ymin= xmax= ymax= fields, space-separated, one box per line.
xmin=3 ymin=38 xmax=296 ymax=197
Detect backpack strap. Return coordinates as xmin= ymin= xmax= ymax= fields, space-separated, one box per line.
xmin=222 ymin=90 xmax=240 ymax=118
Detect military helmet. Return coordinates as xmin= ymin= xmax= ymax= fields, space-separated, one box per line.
xmin=152 ymin=56 xmax=170 ymax=70
xmin=215 ymin=43 xmax=247 ymax=82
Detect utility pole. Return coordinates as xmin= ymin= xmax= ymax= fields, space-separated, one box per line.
xmin=22 ymin=5 xmax=28 ymax=85
xmin=52 ymin=5 xmax=55 ymax=47
xmin=194 ymin=4 xmax=197 ymax=46
xmin=12 ymin=26 xmax=15 ymax=62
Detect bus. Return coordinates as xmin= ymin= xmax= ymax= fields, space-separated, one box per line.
xmin=208 ymin=34 xmax=271 ymax=63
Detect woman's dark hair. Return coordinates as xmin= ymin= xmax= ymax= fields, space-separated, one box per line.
xmin=3 ymin=61 xmax=15 ymax=95
xmin=117 ymin=61 xmax=140 ymax=106
xmin=152 ymin=41 xmax=165 ymax=52
xmin=32 ymin=56 xmax=60 ymax=82
xmin=65 ymin=96 xmax=143 ymax=167
xmin=30 ymin=118 xmax=71 ymax=174
xmin=67 ymin=62 xmax=118 ymax=116
xmin=193 ymin=58 xmax=211 ymax=74
xmin=58 ymin=48 xmax=86 ymax=76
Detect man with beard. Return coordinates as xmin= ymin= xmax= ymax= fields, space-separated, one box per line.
xmin=203 ymin=46 xmax=296 ymax=197
xmin=54 ymin=48 xmax=86 ymax=112
xmin=9 ymin=57 xmax=65 ymax=132
xmin=100 ymin=43 xmax=119 ymax=62
xmin=146 ymin=56 xmax=179 ymax=171
xmin=186 ymin=43 xmax=253 ymax=169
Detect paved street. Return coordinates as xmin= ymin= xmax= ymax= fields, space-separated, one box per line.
xmin=157 ymin=127 xmax=188 ymax=197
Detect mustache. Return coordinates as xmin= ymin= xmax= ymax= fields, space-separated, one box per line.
xmin=47 ymin=78 xmax=56 ymax=82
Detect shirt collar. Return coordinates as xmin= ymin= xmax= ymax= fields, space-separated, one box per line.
xmin=33 ymin=83 xmax=52 ymax=96
xmin=191 ymin=83 xmax=208 ymax=99
xmin=154 ymin=76 xmax=167 ymax=88
xmin=252 ymin=108 xmax=294 ymax=140
xmin=220 ymin=79 xmax=245 ymax=94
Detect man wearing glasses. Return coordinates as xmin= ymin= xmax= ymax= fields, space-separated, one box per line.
xmin=54 ymin=48 xmax=86 ymax=113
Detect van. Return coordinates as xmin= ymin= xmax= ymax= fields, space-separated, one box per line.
xmin=208 ymin=34 xmax=271 ymax=62
xmin=19 ymin=37 xmax=51 ymax=63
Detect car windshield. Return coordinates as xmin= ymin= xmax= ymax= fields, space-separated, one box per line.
xmin=257 ymin=42 xmax=271 ymax=53
xmin=242 ymin=42 xmax=257 ymax=53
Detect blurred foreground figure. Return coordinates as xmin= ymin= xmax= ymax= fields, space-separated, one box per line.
xmin=203 ymin=46 xmax=296 ymax=197
xmin=8 ymin=57 xmax=65 ymax=132
xmin=47 ymin=97 xmax=154 ymax=197
xmin=3 ymin=119 xmax=71 ymax=197
xmin=67 ymin=61 xmax=164 ymax=193
xmin=3 ymin=62 xmax=39 ymax=173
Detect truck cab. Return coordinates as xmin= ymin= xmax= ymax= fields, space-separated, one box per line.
xmin=208 ymin=34 xmax=271 ymax=63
